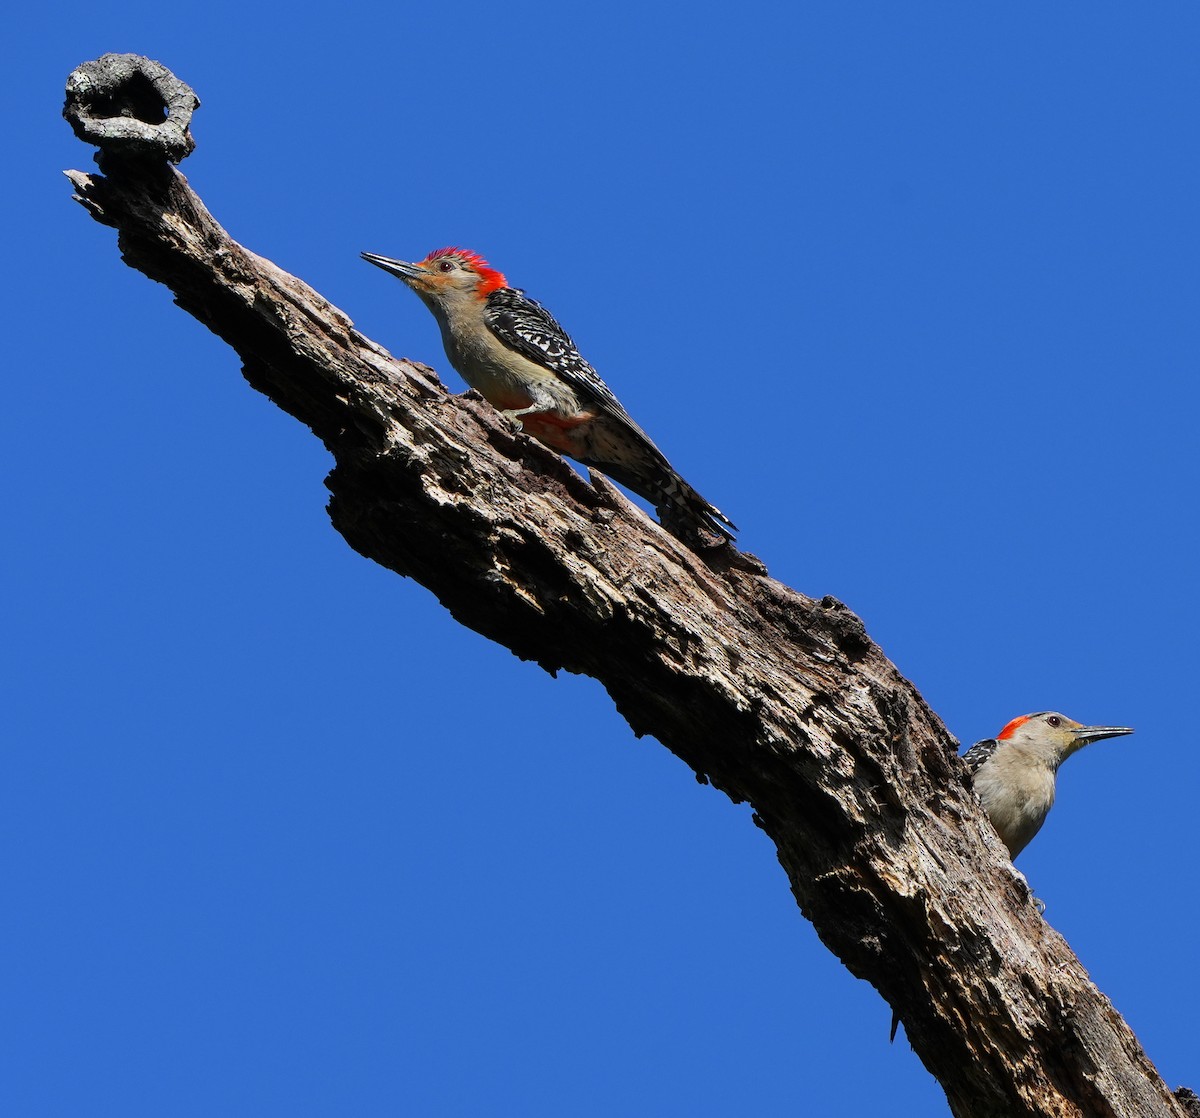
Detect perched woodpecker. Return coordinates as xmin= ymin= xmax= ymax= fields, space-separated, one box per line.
xmin=890 ymin=710 xmax=1133 ymax=1042
xmin=361 ymin=247 xmax=736 ymax=547
xmin=964 ymin=711 xmax=1133 ymax=859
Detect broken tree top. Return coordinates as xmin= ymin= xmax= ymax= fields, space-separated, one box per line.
xmin=63 ymin=53 xmax=199 ymax=163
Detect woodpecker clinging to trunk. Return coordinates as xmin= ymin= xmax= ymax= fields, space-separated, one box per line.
xmin=890 ymin=710 xmax=1133 ymax=1043
xmin=361 ymin=247 xmax=736 ymax=548
xmin=963 ymin=711 xmax=1133 ymax=858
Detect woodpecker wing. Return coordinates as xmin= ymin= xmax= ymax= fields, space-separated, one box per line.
xmin=484 ymin=288 xmax=651 ymax=437
xmin=962 ymin=738 xmax=1000 ymax=775
xmin=484 ymin=286 xmax=736 ymax=544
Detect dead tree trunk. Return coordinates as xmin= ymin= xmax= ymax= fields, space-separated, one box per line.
xmin=63 ymin=54 xmax=1192 ymax=1118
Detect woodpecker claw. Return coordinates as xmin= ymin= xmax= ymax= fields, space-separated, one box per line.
xmin=499 ymin=405 xmax=543 ymax=431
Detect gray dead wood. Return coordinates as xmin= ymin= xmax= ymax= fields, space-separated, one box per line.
xmin=63 ymin=54 xmax=1191 ymax=1118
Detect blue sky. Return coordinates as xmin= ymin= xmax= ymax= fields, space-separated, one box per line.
xmin=6 ymin=3 xmax=1198 ymax=1114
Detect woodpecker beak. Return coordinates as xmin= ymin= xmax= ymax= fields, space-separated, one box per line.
xmin=361 ymin=251 xmax=424 ymax=282
xmin=1072 ymin=725 xmax=1134 ymax=744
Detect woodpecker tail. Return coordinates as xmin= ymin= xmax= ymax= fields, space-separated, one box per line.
xmin=592 ymin=456 xmax=737 ymax=548
xmin=655 ymin=471 xmax=738 ymax=548
xmin=522 ymin=408 xmax=737 ymax=549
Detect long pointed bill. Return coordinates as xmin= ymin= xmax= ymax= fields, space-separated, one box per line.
xmin=1072 ymin=725 xmax=1134 ymax=745
xmin=361 ymin=251 xmax=423 ymax=281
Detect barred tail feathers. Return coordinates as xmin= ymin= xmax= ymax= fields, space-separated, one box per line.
xmin=553 ymin=412 xmax=736 ymax=548
xmin=588 ymin=453 xmax=736 ymax=547
xmin=654 ymin=469 xmax=737 ymax=547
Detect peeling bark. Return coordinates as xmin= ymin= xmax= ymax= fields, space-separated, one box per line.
xmin=63 ymin=56 xmax=1190 ymax=1118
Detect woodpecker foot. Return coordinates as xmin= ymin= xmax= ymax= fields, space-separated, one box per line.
xmin=498 ymin=409 xmax=529 ymax=433
xmin=1011 ymin=869 xmax=1046 ymax=914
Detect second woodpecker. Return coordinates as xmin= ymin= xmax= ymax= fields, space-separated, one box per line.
xmin=362 ymin=247 xmax=735 ymax=547
xmin=889 ymin=710 xmax=1133 ymax=1043
xmin=964 ymin=711 xmax=1133 ymax=858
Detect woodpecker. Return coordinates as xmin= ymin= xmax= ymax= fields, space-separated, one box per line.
xmin=361 ymin=247 xmax=736 ymax=547
xmin=889 ymin=710 xmax=1133 ymax=1043
xmin=963 ymin=711 xmax=1133 ymax=859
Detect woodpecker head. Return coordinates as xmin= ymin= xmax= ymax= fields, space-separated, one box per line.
xmin=995 ymin=711 xmax=1133 ymax=768
xmin=361 ymin=247 xmax=507 ymax=305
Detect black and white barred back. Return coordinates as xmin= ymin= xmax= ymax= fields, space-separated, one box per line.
xmin=484 ymin=286 xmax=736 ymax=545
xmin=484 ymin=287 xmax=647 ymax=434
xmin=962 ymin=738 xmax=1000 ymax=775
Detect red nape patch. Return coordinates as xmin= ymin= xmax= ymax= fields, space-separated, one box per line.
xmin=422 ymin=246 xmax=507 ymax=294
xmin=997 ymin=714 xmax=1033 ymax=740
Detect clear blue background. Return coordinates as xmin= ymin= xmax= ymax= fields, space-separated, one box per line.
xmin=5 ymin=4 xmax=1196 ymax=1114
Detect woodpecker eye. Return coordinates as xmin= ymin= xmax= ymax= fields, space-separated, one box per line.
xmin=437 ymin=260 xmax=455 ymax=273
xmin=1047 ymin=716 xmax=1061 ymax=727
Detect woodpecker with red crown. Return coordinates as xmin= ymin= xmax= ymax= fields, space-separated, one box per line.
xmin=890 ymin=710 xmax=1133 ymax=1042
xmin=963 ymin=711 xmax=1133 ymax=858
xmin=361 ymin=247 xmax=736 ymax=548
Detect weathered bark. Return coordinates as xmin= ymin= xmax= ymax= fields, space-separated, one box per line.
xmin=64 ymin=55 xmax=1190 ymax=1118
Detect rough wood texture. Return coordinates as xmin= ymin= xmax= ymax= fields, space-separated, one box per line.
xmin=64 ymin=56 xmax=1189 ymax=1118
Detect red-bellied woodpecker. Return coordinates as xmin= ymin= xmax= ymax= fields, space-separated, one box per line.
xmin=890 ymin=711 xmax=1132 ymax=1043
xmin=361 ymin=247 xmax=736 ymax=547
xmin=963 ymin=711 xmax=1133 ymax=858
